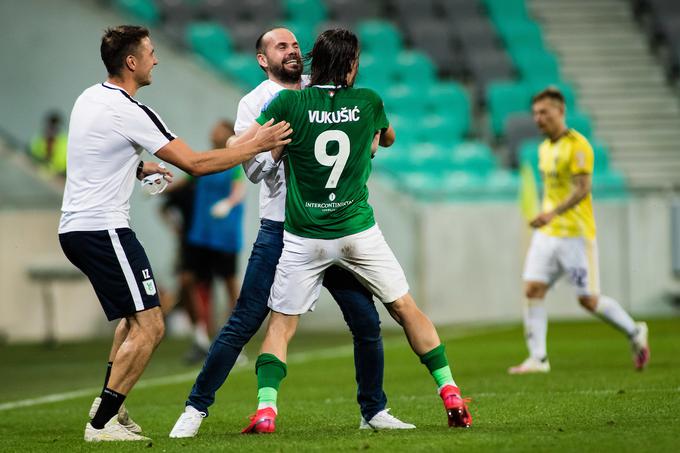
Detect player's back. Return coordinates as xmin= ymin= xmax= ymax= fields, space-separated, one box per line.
xmin=258 ymin=86 xmax=389 ymax=239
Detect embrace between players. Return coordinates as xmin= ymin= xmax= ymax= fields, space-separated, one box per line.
xmin=60 ymin=24 xmax=647 ymax=443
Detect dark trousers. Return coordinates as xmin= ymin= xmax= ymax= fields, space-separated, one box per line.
xmin=186 ymin=219 xmax=387 ymax=420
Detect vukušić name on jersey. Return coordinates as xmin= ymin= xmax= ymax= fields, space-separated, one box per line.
xmin=256 ymin=86 xmax=388 ymax=239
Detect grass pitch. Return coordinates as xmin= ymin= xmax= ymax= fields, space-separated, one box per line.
xmin=0 ymin=318 xmax=678 ymax=452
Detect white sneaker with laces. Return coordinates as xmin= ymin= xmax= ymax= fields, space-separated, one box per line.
xmin=169 ymin=405 xmax=206 ymax=438
xmin=508 ymin=357 xmax=551 ymax=374
xmin=359 ymin=409 xmax=416 ymax=430
xmin=84 ymin=416 xmax=150 ymax=442
xmin=88 ymin=397 xmax=142 ymax=434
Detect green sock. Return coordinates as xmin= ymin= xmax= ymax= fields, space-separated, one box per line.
xmin=420 ymin=344 xmax=456 ymax=389
xmin=255 ymin=353 xmax=288 ymax=409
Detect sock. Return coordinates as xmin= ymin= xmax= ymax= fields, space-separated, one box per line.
xmin=90 ymin=388 xmax=126 ymax=429
xmin=100 ymin=362 xmax=113 ymax=398
xmin=594 ymin=295 xmax=637 ymax=337
xmin=255 ymin=353 xmax=287 ymax=412
xmin=419 ymin=344 xmax=456 ymax=391
xmin=524 ymin=298 xmax=548 ymax=361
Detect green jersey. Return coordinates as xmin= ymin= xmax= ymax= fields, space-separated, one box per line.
xmin=257 ymin=86 xmax=389 ymax=239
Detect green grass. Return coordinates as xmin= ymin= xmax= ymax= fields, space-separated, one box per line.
xmin=0 ymin=319 xmax=679 ymax=452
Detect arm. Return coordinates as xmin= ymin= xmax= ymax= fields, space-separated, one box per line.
xmin=530 ymin=174 xmax=591 ymax=228
xmin=155 ymin=119 xmax=291 ymax=177
xmin=379 ymin=125 xmax=396 ymax=148
xmin=210 ymin=176 xmax=247 ymax=218
xmin=235 ymin=120 xmax=282 ymax=183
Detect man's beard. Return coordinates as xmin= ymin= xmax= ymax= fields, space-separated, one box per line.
xmin=270 ymin=57 xmax=303 ymax=84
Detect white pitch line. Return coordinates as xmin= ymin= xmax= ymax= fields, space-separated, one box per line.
xmin=0 ymin=325 xmax=510 ymax=412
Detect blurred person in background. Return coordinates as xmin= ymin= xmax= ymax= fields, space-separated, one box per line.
xmin=58 ymin=25 xmax=291 ymax=442
xmin=509 ymin=87 xmax=650 ymax=375
xmin=30 ymin=110 xmax=68 ymax=176
xmin=182 ymin=119 xmax=246 ymax=364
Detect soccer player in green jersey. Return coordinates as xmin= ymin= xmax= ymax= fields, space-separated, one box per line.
xmin=236 ymin=29 xmax=472 ymax=433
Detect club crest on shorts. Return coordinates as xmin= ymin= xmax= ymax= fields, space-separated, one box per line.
xmin=142 ymin=279 xmax=157 ymax=296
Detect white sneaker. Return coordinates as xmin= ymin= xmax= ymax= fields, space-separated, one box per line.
xmin=88 ymin=397 xmax=142 ymax=434
xmin=508 ymin=357 xmax=551 ymax=374
xmin=631 ymin=322 xmax=650 ymax=371
xmin=169 ymin=405 xmax=206 ymax=438
xmin=359 ymin=409 xmax=416 ymax=430
xmin=84 ymin=417 xmax=150 ymax=442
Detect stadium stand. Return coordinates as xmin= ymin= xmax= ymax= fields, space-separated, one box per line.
xmin=109 ymin=0 xmax=632 ymax=198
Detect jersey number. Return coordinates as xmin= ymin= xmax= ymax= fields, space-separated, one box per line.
xmin=314 ymin=130 xmax=350 ymax=189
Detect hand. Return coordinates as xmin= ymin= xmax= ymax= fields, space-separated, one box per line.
xmin=529 ymin=211 xmax=556 ymax=228
xmin=254 ymin=119 xmax=292 ymax=152
xmin=270 ymin=145 xmax=285 ymax=162
xmin=210 ymin=199 xmax=232 ymax=218
xmin=140 ymin=162 xmax=174 ymax=183
xmin=370 ymin=131 xmax=380 ymax=158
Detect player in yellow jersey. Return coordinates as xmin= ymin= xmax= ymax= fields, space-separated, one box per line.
xmin=509 ymin=88 xmax=650 ymax=374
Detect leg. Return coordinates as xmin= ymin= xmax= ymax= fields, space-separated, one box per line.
xmin=184 ymin=220 xmax=284 ymax=415
xmin=242 ymin=312 xmax=298 ymax=434
xmin=224 ymin=274 xmax=240 ymax=313
xmin=323 ymin=266 xmax=387 ymax=422
xmin=91 ymin=307 xmax=164 ymax=429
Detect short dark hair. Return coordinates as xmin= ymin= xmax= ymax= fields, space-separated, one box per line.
xmin=100 ymin=25 xmax=150 ymax=77
xmin=308 ymin=29 xmax=359 ymax=87
xmin=532 ymin=87 xmax=565 ymax=105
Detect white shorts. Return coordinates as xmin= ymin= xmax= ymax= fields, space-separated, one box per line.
xmin=522 ymin=231 xmax=600 ymax=296
xmin=268 ymin=224 xmax=410 ymax=315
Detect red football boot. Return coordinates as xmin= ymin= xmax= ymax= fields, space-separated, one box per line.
xmin=241 ymin=407 xmax=277 ymax=434
xmin=439 ymin=385 xmax=472 ymax=428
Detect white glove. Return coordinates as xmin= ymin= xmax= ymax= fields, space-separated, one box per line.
xmin=140 ymin=163 xmax=168 ymax=195
xmin=210 ymin=199 xmax=233 ymax=218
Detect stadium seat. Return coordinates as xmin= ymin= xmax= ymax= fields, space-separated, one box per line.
xmin=215 ymin=52 xmax=265 ymax=90
xmin=487 ymin=81 xmax=532 ymax=136
xmin=284 ymin=0 xmax=328 ymax=26
xmin=529 ymin=81 xmax=578 ymax=111
xmin=393 ymin=51 xmax=437 ymax=87
xmin=426 ymin=82 xmax=471 ymax=136
xmin=467 ymin=50 xmax=516 ymax=101
xmin=513 ymin=50 xmax=562 ymax=86
xmin=566 ymin=112 xmax=594 ymax=140
xmin=482 ymin=0 xmax=530 ymax=23
xmin=357 ymin=20 xmax=403 ymax=61
xmin=356 ymin=53 xmax=394 ymax=89
xmin=326 ymin=0 xmax=380 ymax=24
xmin=504 ymin=112 xmax=541 ymax=167
xmin=283 ymin=21 xmax=316 ymax=54
xmin=592 ymin=168 xmax=628 ymax=198
xmin=440 ymin=0 xmax=485 ymax=21
xmin=186 ymin=22 xmax=233 ymax=68
xmin=451 ymin=141 xmax=497 ymax=175
xmin=115 ymin=0 xmax=160 ymax=25
xmin=498 ymin=20 xmax=545 ymax=52
xmin=518 ymin=138 xmax=541 ymax=178
xmin=416 ymin=114 xmax=466 ymax=145
xmin=197 ymin=0 xmax=242 ymax=26
xmin=392 ymin=0 xmax=438 ymax=21
xmin=484 ymin=169 xmax=520 ymax=199
xmin=592 ymin=140 xmax=611 ymax=173
xmin=383 ymin=84 xmax=429 ymax=117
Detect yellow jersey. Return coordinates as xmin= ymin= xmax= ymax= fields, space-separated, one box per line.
xmin=538 ymin=129 xmax=596 ymax=240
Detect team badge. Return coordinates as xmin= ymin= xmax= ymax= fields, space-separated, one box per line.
xmin=142 ymin=279 xmax=157 ymax=296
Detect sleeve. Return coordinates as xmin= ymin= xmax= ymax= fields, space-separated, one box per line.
xmin=570 ymin=136 xmax=594 ymax=175
xmin=371 ymin=90 xmax=389 ymax=132
xmin=234 ymin=96 xmax=258 ymax=135
xmin=119 ymin=103 xmax=176 ymax=154
xmin=256 ymin=91 xmax=287 ymax=125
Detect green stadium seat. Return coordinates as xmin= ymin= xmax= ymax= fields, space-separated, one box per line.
xmin=285 ymin=0 xmax=328 ymax=27
xmin=416 ymin=115 xmax=466 ymax=145
xmin=452 ymin=142 xmax=497 ymax=175
xmin=426 ymin=82 xmax=471 ymax=136
xmin=186 ymin=22 xmax=233 ymax=67
xmin=283 ymin=21 xmax=316 ymax=54
xmin=384 ymin=84 xmax=429 ymax=117
xmin=357 ymin=20 xmax=403 ymax=61
xmin=497 ymin=20 xmax=544 ymax=50
xmin=357 ymin=53 xmax=394 ymax=89
xmin=388 ymin=114 xmax=419 ymax=146
xmin=216 ymin=52 xmax=265 ymax=90
xmin=593 ymin=168 xmax=628 ymax=198
xmin=513 ymin=50 xmax=561 ymax=86
xmin=484 ymin=169 xmax=521 ymax=199
xmin=592 ymin=140 xmax=611 ymax=173
xmin=518 ymin=138 xmax=541 ymax=179
xmin=393 ymin=51 xmax=437 ymax=87
xmin=487 ymin=81 xmax=532 ymax=136
xmin=567 ymin=111 xmax=594 ymax=140
xmin=115 ymin=0 xmax=160 ymax=25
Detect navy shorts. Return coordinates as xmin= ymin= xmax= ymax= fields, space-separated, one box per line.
xmin=59 ymin=228 xmax=160 ymax=321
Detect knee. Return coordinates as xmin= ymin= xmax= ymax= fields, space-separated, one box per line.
xmin=347 ymin=316 xmax=382 ymax=343
xmin=579 ymin=296 xmax=598 ymax=312
xmin=386 ymin=293 xmax=418 ymax=321
xmin=525 ymin=282 xmax=547 ymax=299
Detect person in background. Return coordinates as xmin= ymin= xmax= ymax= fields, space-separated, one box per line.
xmin=30 ymin=110 xmax=68 ymax=176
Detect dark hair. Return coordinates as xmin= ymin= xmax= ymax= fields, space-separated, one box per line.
xmin=532 ymin=87 xmax=565 ymax=105
xmin=100 ymin=25 xmax=150 ymax=77
xmin=308 ymin=29 xmax=359 ymax=87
